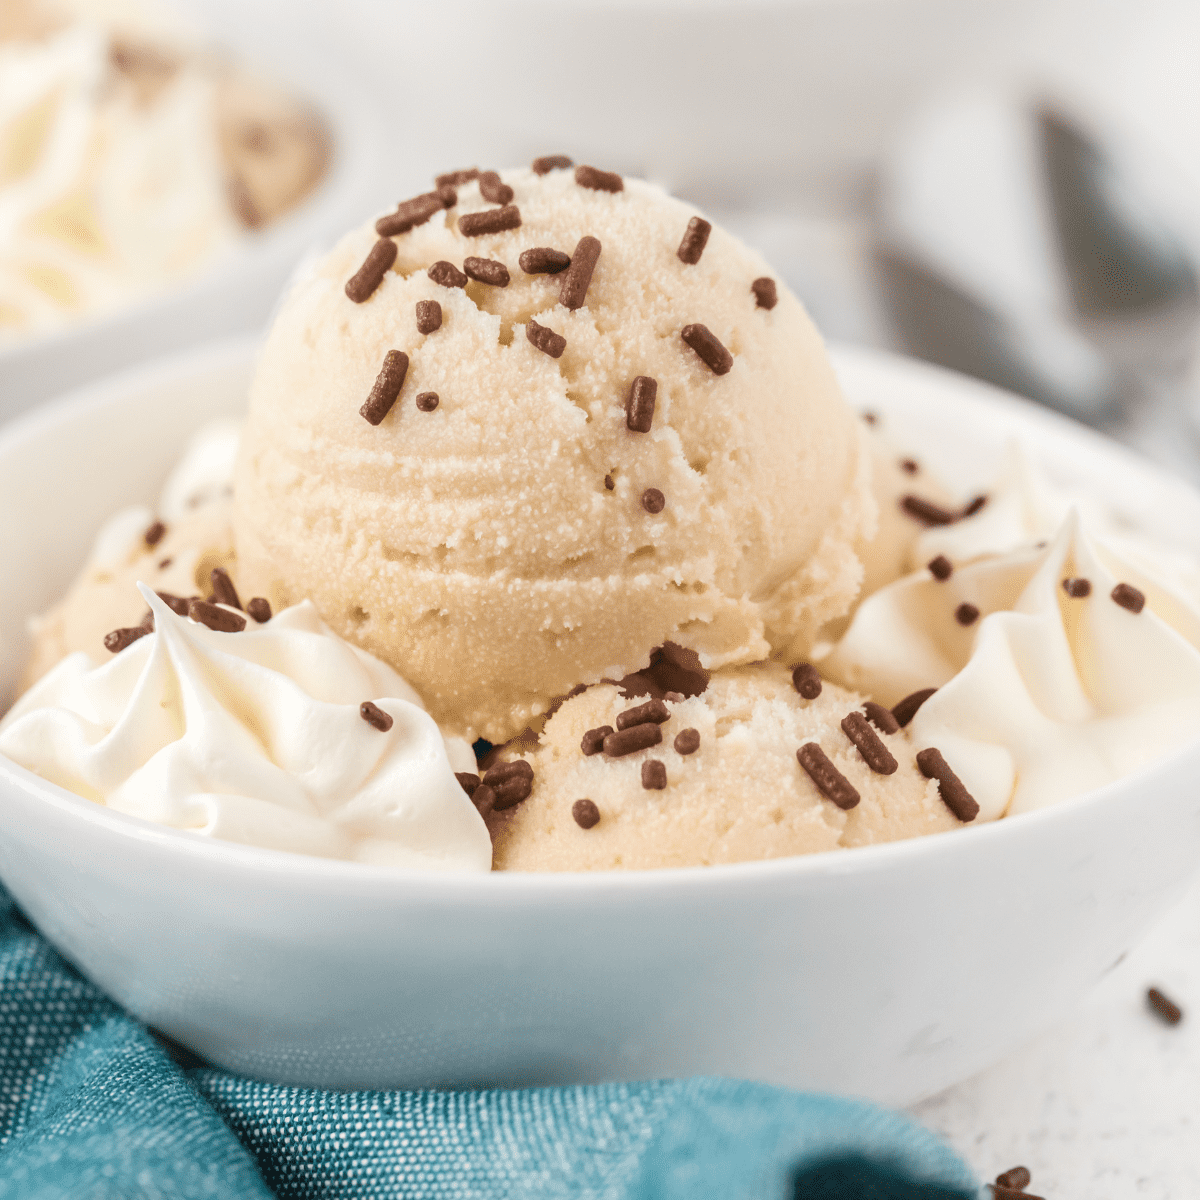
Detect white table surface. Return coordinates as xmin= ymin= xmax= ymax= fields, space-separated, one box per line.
xmin=909 ymin=873 xmax=1200 ymax=1198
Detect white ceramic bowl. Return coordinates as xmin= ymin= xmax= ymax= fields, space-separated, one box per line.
xmin=1 ymin=339 xmax=1198 ymax=1106
xmin=0 ymin=42 xmax=384 ymax=419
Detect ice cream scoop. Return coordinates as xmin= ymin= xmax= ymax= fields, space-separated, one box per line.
xmin=0 ymin=586 xmax=489 ymax=869
xmin=235 ymin=166 xmax=873 ymax=741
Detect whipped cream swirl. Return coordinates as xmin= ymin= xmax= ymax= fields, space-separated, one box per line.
xmin=0 ymin=586 xmax=491 ymax=870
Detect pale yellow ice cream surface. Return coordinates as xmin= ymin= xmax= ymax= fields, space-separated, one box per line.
xmin=236 ymin=168 xmax=873 ymax=741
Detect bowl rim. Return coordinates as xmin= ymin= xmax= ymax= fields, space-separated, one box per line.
xmin=3 ymin=338 xmax=1200 ymax=895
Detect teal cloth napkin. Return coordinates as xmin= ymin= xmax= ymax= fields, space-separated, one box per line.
xmin=0 ymin=888 xmax=979 ymax=1199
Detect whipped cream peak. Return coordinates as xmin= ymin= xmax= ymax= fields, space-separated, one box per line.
xmin=0 ymin=584 xmax=491 ymax=870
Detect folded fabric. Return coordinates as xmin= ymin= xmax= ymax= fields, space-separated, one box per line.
xmin=0 ymin=889 xmax=979 ymax=1199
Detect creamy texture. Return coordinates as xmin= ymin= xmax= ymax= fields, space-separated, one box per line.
xmin=488 ymin=663 xmax=960 ymax=871
xmin=823 ymin=509 xmax=1200 ymax=819
xmin=0 ymin=0 xmax=328 ymax=342
xmin=1 ymin=587 xmax=491 ymax=870
xmin=236 ymin=168 xmax=873 ymax=741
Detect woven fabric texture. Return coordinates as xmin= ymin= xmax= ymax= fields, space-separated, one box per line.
xmin=0 ymin=889 xmax=978 ymax=1199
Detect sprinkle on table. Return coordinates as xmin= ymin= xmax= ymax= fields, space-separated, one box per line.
xmin=360 ymin=350 xmax=408 ymax=425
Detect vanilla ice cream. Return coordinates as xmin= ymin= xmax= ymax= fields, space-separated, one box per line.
xmin=235 ymin=164 xmax=874 ymax=742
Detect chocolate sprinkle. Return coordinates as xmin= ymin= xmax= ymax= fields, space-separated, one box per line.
xmin=360 ymin=350 xmax=408 ymax=425
xmin=144 ymin=520 xmax=166 ymax=546
xmin=962 ymin=494 xmax=988 ymax=518
xmin=626 ymin=376 xmax=657 ymax=433
xmin=484 ymin=759 xmax=534 ymax=810
xmin=751 ymin=277 xmax=777 ymax=309
xmin=155 ymin=592 xmax=192 ymax=616
xmin=519 ymin=247 xmax=571 ymax=274
xmin=674 ymin=728 xmax=701 ymax=755
xmin=681 ymin=323 xmax=733 ymax=375
xmin=604 ymin=474 xmax=615 ymax=491
xmin=642 ymin=488 xmax=665 ymax=515
xmin=437 ymin=185 xmax=457 ymax=208
xmin=916 ymin=747 xmax=979 ymax=822
xmin=1062 ymin=577 xmax=1091 ymax=598
xmin=641 ymin=759 xmax=667 ymax=790
xmin=995 ymin=1167 xmax=1032 ymax=1191
xmin=436 ymin=168 xmax=478 ymax=188
xmin=188 ymin=598 xmax=246 ymax=633
xmin=375 ymin=192 xmax=444 ymax=237
xmin=104 ymin=625 xmax=149 ymax=654
xmin=246 ymin=597 xmax=272 ymax=623
xmin=603 ymin=723 xmax=663 ymax=757
xmin=892 ymin=687 xmax=936 ymax=728
xmin=360 ymin=701 xmax=393 ymax=732
xmin=792 ymin=663 xmax=822 ymax=700
xmin=677 ymin=216 xmax=712 ymax=265
xmin=345 ymin=238 xmax=398 ymax=302
xmin=527 ymin=319 xmax=567 ymax=358
xmin=901 ymin=495 xmax=959 ymax=526
xmin=841 ymin=711 xmax=898 ymax=775
xmin=471 ymin=783 xmax=496 ymax=815
xmin=863 ymin=701 xmax=900 ymax=735
xmin=616 ymin=697 xmax=670 ymax=731
xmin=575 ymin=165 xmax=623 ymax=193
xmin=455 ymin=772 xmax=481 ymax=797
xmin=1147 ymin=986 xmax=1183 ymax=1025
xmin=463 ymin=256 xmax=510 ymax=287
xmin=560 ymin=235 xmax=601 ymax=310
xmin=1112 ymin=582 xmax=1146 ymax=613
xmin=955 ymin=602 xmax=980 ymax=626
xmin=428 ymin=260 xmax=467 ymax=289
xmin=533 ymin=154 xmax=573 ymax=175
xmin=416 ymin=299 xmax=442 ymax=333
xmin=484 ymin=760 xmax=534 ymax=786
xmin=416 ymin=392 xmax=439 ymax=412
xmin=901 ymin=458 xmax=919 ymax=475
xmin=572 ymin=798 xmax=601 ymax=829
xmin=459 ymin=205 xmax=521 ymax=236
xmin=928 ymin=555 xmax=953 ymax=581
xmin=581 ymin=725 xmax=614 ymax=756
xmin=209 ymin=566 xmax=241 ymax=611
xmin=477 ymin=170 xmax=513 ymax=205
xmin=797 ymin=743 xmax=860 ymax=810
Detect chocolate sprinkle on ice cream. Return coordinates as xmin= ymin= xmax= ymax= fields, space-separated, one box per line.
xmin=901 ymin=495 xmax=959 ymax=526
xmin=863 ymin=701 xmax=900 ymax=736
xmin=642 ymin=488 xmax=666 ymax=514
xmin=459 ymin=205 xmax=521 ymax=236
xmin=603 ymin=723 xmax=663 ymax=757
xmin=477 ymin=170 xmax=514 ymax=205
xmin=533 ymin=155 xmax=573 ymax=175
xmin=519 ymin=247 xmax=571 ymax=274
xmin=455 ymin=772 xmax=480 ymax=797
xmin=626 ymin=376 xmax=657 ymax=433
xmin=143 ymin=520 xmax=166 ymax=547
xmin=428 ymin=261 xmax=467 ymax=289
xmin=955 ymin=602 xmax=980 ymax=626
xmin=1147 ymin=986 xmax=1183 ymax=1025
xmin=527 ymin=319 xmax=567 ymax=358
xmin=1062 ymin=577 xmax=1091 ymax=598
xmin=841 ymin=711 xmax=898 ymax=775
xmin=616 ymin=698 xmax=670 ymax=730
xmin=581 ymin=725 xmax=613 ymax=756
xmin=962 ymin=494 xmax=988 ymax=518
xmin=360 ymin=350 xmax=408 ymax=425
xmin=104 ymin=625 xmax=149 ymax=654
xmin=604 ymin=474 xmax=615 ymax=491
xmin=893 ymin=688 xmax=936 ymax=728
xmin=677 ymin=216 xmax=712 ymax=265
xmin=916 ymin=747 xmax=979 ymax=821
xmin=209 ymin=567 xmax=241 ymax=610
xmin=674 ymin=728 xmax=701 ymax=755
xmin=572 ymin=798 xmax=601 ymax=828
xmin=1112 ymin=582 xmax=1146 ymax=613
xmin=156 ymin=592 xmax=192 ymax=616
xmin=995 ymin=1167 xmax=1032 ymax=1191
xmin=436 ymin=168 xmax=478 ymax=188
xmin=375 ymin=193 xmax=444 ymax=237
xmin=751 ymin=277 xmax=777 ymax=309
xmin=797 ymin=742 xmax=860 ymax=810
xmin=188 ymin=599 xmax=247 ymax=633
xmin=575 ymin=165 xmax=623 ymax=193
xmin=359 ymin=700 xmax=393 ymax=731
xmin=415 ymin=392 xmax=439 ymax=412
xmin=681 ymin=323 xmax=733 ymax=375
xmin=484 ymin=760 xmax=535 ymax=810
xmin=928 ymin=555 xmax=953 ymax=581
xmin=345 ymin=238 xmax=397 ymax=302
xmin=246 ymin=597 xmax=272 ymax=623
xmin=792 ymin=663 xmax=822 ymax=700
xmin=560 ymin=235 xmax=601 ymax=310
xmin=642 ymin=760 xmax=667 ymax=790
xmin=463 ymin=256 xmax=511 ymax=287
xmin=901 ymin=458 xmax=919 ymax=474
xmin=415 ymin=299 xmax=442 ymax=334
xmin=471 ymin=783 xmax=496 ymax=814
